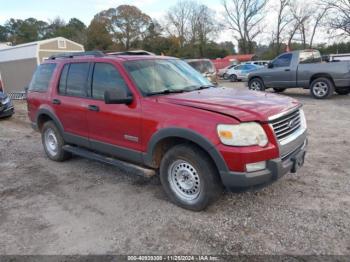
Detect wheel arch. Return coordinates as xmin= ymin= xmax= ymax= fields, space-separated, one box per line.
xmin=143 ymin=128 xmax=229 ymax=175
xmin=36 ymin=109 xmax=64 ymax=133
xmin=309 ymin=73 xmax=335 ymax=86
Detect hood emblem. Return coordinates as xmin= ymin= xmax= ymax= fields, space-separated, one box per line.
xmin=288 ymin=118 xmax=298 ymax=129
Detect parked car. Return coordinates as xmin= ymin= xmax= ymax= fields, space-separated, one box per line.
xmin=27 ymin=51 xmax=308 ymax=211
xmin=226 ymin=64 xmax=262 ymax=82
xmin=218 ymin=64 xmax=236 ymax=79
xmin=186 ymin=59 xmax=218 ymax=84
xmin=248 ymin=49 xmax=350 ymax=99
xmin=0 ymin=90 xmax=14 ymax=119
xmin=327 ymin=53 xmax=350 ymax=62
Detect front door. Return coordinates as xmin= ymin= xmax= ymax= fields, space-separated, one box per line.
xmin=86 ymin=62 xmax=142 ymax=163
xmin=265 ymin=53 xmax=295 ymax=88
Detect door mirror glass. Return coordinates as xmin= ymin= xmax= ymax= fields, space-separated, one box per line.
xmin=104 ymin=89 xmax=133 ymax=105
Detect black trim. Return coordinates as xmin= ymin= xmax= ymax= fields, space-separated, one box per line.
xmin=143 ymin=127 xmax=229 ymax=173
xmin=63 ymin=132 xmax=90 ymax=148
xmin=35 ymin=109 xmax=64 ymax=133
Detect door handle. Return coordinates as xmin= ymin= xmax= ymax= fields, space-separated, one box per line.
xmin=52 ymin=99 xmax=61 ymax=105
xmin=285 ymin=69 xmax=291 ymax=72
xmin=88 ymin=105 xmax=100 ymax=112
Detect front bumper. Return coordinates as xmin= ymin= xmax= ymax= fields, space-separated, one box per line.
xmin=220 ymin=139 xmax=307 ymax=188
xmin=0 ymin=105 xmax=14 ymax=118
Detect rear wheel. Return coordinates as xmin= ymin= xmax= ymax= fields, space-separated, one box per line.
xmin=335 ymin=88 xmax=350 ymax=95
xmin=159 ymin=144 xmax=222 ymax=211
xmin=310 ymin=77 xmax=334 ymax=99
xmin=248 ymin=78 xmax=265 ymax=91
xmin=273 ymin=88 xmax=286 ymax=93
xmin=229 ymin=74 xmax=237 ymax=82
xmin=41 ymin=121 xmax=71 ymax=161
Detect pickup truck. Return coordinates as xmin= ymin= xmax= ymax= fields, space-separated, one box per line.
xmin=248 ymin=49 xmax=350 ymax=99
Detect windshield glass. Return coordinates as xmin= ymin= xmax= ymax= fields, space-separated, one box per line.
xmin=187 ymin=60 xmax=215 ymax=73
xmin=124 ymin=59 xmax=212 ymax=96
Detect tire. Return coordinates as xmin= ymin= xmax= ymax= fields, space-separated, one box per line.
xmin=41 ymin=121 xmax=71 ymax=161
xmin=310 ymin=77 xmax=334 ymax=99
xmin=159 ymin=144 xmax=223 ymax=211
xmin=229 ymin=74 xmax=237 ymax=82
xmin=248 ymin=78 xmax=265 ymax=91
xmin=223 ymin=73 xmax=229 ymax=80
xmin=335 ymin=88 xmax=350 ymax=95
xmin=273 ymin=88 xmax=286 ymax=93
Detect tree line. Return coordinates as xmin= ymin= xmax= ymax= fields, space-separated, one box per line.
xmin=1 ymin=0 xmax=350 ymax=59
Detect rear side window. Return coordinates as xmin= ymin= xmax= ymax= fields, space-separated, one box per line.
xmin=92 ymin=63 xmax=130 ymax=100
xmin=59 ymin=63 xmax=90 ymax=97
xmin=28 ymin=63 xmax=56 ymax=92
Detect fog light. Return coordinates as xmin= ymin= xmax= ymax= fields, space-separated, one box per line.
xmin=246 ymin=161 xmax=266 ymax=172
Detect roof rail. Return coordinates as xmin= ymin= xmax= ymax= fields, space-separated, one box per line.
xmin=108 ymin=50 xmax=155 ymax=56
xmin=48 ymin=51 xmax=105 ymax=60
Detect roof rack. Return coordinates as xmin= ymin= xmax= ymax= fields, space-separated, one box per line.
xmin=108 ymin=50 xmax=155 ymax=56
xmin=49 ymin=51 xmax=105 ymax=60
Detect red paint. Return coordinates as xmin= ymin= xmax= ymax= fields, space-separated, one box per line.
xmin=27 ymin=55 xmax=301 ymax=172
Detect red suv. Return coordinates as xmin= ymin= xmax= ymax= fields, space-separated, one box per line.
xmin=27 ymin=51 xmax=307 ymax=211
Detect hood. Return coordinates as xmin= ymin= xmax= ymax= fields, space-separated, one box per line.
xmin=158 ymin=87 xmax=300 ymax=122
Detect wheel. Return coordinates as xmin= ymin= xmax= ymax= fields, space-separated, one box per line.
xmin=273 ymin=88 xmax=286 ymax=93
xmin=223 ymin=73 xmax=229 ymax=80
xmin=159 ymin=144 xmax=223 ymax=211
xmin=41 ymin=121 xmax=71 ymax=161
xmin=248 ymin=78 xmax=265 ymax=91
xmin=335 ymin=88 xmax=350 ymax=95
xmin=310 ymin=78 xmax=334 ymax=99
xmin=229 ymin=74 xmax=237 ymax=82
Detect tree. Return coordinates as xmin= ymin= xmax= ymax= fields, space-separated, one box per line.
xmin=322 ymin=0 xmax=350 ymax=37
xmin=223 ymin=0 xmax=268 ymax=54
xmin=86 ymin=19 xmax=114 ymax=51
xmin=0 ymin=25 xmax=8 ymax=42
xmin=274 ymin=0 xmax=292 ymax=55
xmin=96 ymin=5 xmax=152 ymax=50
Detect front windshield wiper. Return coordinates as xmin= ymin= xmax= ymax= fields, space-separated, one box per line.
xmin=146 ymin=89 xmax=186 ymax=97
xmin=188 ymin=85 xmax=215 ymax=91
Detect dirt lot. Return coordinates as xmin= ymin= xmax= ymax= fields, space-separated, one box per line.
xmin=0 ymin=82 xmax=349 ymax=255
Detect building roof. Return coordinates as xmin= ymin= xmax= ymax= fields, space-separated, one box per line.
xmin=0 ymin=37 xmax=84 ymax=63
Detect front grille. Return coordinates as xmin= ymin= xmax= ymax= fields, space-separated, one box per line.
xmin=270 ymin=109 xmax=301 ymax=141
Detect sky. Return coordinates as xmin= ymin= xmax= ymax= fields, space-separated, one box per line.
xmin=0 ymin=0 xmax=337 ymax=46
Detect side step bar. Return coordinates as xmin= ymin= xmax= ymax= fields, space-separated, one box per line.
xmin=63 ymin=145 xmax=156 ymax=178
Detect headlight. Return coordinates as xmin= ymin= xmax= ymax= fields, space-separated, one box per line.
xmin=299 ymin=109 xmax=307 ymax=130
xmin=217 ymin=122 xmax=268 ymax=147
xmin=2 ymin=96 xmax=10 ymax=104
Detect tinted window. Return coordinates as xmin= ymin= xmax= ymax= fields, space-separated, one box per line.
xmin=66 ymin=63 xmax=90 ymax=97
xmin=28 ymin=64 xmax=56 ymax=92
xmin=273 ymin=53 xmax=292 ymax=67
xmin=58 ymin=64 xmax=69 ymax=94
xmin=92 ymin=63 xmax=130 ymax=100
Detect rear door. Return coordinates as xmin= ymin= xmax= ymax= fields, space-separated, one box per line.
xmin=52 ymin=62 xmax=91 ymax=147
xmin=266 ymin=53 xmax=295 ymax=88
xmin=86 ymin=62 xmax=142 ymax=162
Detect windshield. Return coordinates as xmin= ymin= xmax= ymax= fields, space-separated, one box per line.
xmin=124 ymin=59 xmax=212 ymax=96
xmin=187 ymin=60 xmax=215 ymax=73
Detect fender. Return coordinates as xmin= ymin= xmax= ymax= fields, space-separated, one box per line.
xmin=35 ymin=108 xmax=64 ymax=133
xmin=143 ymin=127 xmax=229 ymax=173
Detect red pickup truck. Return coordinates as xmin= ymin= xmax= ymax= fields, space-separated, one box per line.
xmin=27 ymin=52 xmax=307 ymax=211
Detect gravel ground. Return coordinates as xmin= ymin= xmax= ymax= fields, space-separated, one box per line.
xmin=0 ymin=82 xmax=349 ymax=256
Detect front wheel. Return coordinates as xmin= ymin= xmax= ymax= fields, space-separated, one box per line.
xmin=310 ymin=78 xmax=334 ymax=99
xmin=223 ymin=73 xmax=230 ymax=80
xmin=159 ymin=145 xmax=223 ymax=211
xmin=248 ymin=78 xmax=265 ymax=91
xmin=335 ymin=88 xmax=350 ymax=95
xmin=41 ymin=121 xmax=71 ymax=161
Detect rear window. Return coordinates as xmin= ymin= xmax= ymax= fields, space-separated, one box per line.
xmin=300 ymin=51 xmax=322 ymax=64
xmin=28 ymin=63 xmax=57 ymax=92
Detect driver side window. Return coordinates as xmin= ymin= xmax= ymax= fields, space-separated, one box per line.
xmin=273 ymin=53 xmax=292 ymax=68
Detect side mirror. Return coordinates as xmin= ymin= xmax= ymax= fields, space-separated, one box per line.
xmin=104 ymin=89 xmax=133 ymax=105
xmin=267 ymin=63 xmax=274 ymax=69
